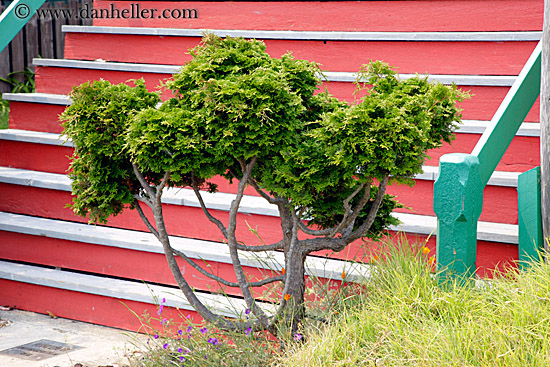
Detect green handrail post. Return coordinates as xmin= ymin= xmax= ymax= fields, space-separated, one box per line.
xmin=518 ymin=166 xmax=543 ymax=268
xmin=433 ymin=154 xmax=483 ymax=278
xmin=0 ymin=0 xmax=47 ymax=53
xmin=434 ymin=41 xmax=542 ymax=279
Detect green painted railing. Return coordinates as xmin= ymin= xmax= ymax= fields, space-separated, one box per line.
xmin=434 ymin=41 xmax=542 ymax=277
xmin=0 ymin=0 xmax=46 ymax=53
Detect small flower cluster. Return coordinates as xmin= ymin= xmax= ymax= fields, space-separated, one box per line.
xmin=422 ymin=246 xmax=436 ymax=266
xmin=133 ymin=298 xmax=280 ymax=366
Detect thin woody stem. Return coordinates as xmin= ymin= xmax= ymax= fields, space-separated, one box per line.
xmin=236 ymin=240 xmax=285 ymax=252
xmin=134 ymin=199 xmax=159 ymax=239
xmin=191 ymin=173 xmax=229 ymax=240
xmin=132 ymin=163 xmax=155 ymax=200
xmin=226 ymin=157 xmax=274 ymax=332
xmin=172 ymin=247 xmax=283 ymax=287
xmin=348 ymin=176 xmax=389 ymax=243
xmin=156 ymin=170 xmax=171 ymax=200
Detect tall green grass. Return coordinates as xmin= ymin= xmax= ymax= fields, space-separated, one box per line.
xmin=277 ymin=242 xmax=550 ymax=367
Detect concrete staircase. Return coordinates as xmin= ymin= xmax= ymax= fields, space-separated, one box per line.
xmin=0 ymin=0 xmax=543 ymax=330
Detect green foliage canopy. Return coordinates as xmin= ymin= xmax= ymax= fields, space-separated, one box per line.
xmin=62 ymin=35 xmax=467 ymax=243
xmin=61 ymin=79 xmax=160 ymax=223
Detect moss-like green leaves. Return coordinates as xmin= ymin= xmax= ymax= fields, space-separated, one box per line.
xmin=165 ymin=36 xmax=311 ymax=166
xmin=61 ymin=37 xmax=466 ymax=242
xmin=61 ymin=79 xmax=160 ymax=223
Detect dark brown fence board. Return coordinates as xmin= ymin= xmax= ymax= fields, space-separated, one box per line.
xmin=53 ymin=2 xmax=67 ymax=59
xmin=81 ymin=0 xmax=93 ymax=26
xmin=10 ymin=30 xmax=25 ymax=85
xmin=0 ymin=45 xmax=10 ymax=94
xmin=39 ymin=3 xmax=55 ymax=59
xmin=25 ymin=13 xmax=39 ymax=70
xmin=68 ymin=0 xmax=80 ymax=26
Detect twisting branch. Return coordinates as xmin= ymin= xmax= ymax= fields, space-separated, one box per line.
xmin=348 ymin=176 xmax=389 ymax=243
xmin=296 ymin=182 xmax=370 ymax=238
xmin=148 ymin=195 xmax=239 ymax=331
xmin=299 ymin=236 xmax=348 ymax=253
xmin=225 ymin=157 xmax=273 ymax=332
xmin=227 ymin=157 xmax=258 ymax=236
xmin=329 ymin=181 xmax=367 ymax=237
xmin=132 ymin=163 xmax=156 ymax=200
xmin=134 ymin=199 xmax=159 ymax=239
xmin=172 ymin=247 xmax=283 ymax=287
xmin=297 ymin=221 xmax=333 ymax=236
xmin=191 ymin=172 xmax=228 ymax=240
xmin=236 ymin=240 xmax=285 ymax=252
xmin=156 ymin=170 xmax=171 ymax=200
xmin=229 ymin=167 xmax=286 ymax=206
xmin=129 ymin=165 xmax=240 ymax=331
xmin=340 ymin=180 xmax=372 ymax=232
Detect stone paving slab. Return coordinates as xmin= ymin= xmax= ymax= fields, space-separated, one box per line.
xmin=0 ymin=310 xmax=146 ymax=367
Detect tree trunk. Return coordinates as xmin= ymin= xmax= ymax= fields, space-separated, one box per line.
xmin=542 ymin=0 xmax=550 ymax=251
xmin=282 ymin=248 xmax=308 ymax=335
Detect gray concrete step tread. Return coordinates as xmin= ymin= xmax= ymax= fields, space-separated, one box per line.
xmin=0 ymin=211 xmax=370 ymax=282
xmin=2 ymin=92 xmax=70 ymax=105
xmin=0 ymin=260 xmax=273 ymax=319
xmin=0 ymin=166 xmax=518 ymax=244
xmin=32 ymin=58 xmax=517 ymax=86
xmin=62 ymin=25 xmax=543 ymax=42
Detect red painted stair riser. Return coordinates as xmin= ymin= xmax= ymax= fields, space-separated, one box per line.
xmin=32 ymin=66 xmax=542 ymax=123
xmin=63 ymin=33 xmax=539 ymax=76
xmin=0 ymin=279 xmax=203 ymax=332
xmin=0 ymin=231 xmax=302 ymax=300
xmin=0 ymin=183 xmax=518 ymax=274
xmin=90 ymin=0 xmax=543 ymax=32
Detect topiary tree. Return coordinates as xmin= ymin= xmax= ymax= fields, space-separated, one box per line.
xmin=61 ymin=34 xmax=467 ymax=338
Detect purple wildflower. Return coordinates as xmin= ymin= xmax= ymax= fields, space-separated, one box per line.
xmin=245 ymin=308 xmax=251 ymax=315
xmin=200 ymin=327 xmax=208 ymax=334
xmin=161 ymin=317 xmax=168 ymax=325
xmin=186 ymin=326 xmax=193 ymax=333
xmin=157 ymin=304 xmax=164 ymax=316
xmin=294 ymin=333 xmax=303 ymax=341
xmin=180 ymin=356 xmax=185 ymax=362
xmin=245 ymin=327 xmax=252 ymax=336
xmin=163 ymin=343 xmax=169 ymax=349
xmin=207 ymin=337 xmax=219 ymax=346
xmin=162 ymin=297 xmax=166 ymax=303
xmin=178 ymin=329 xmax=183 ymax=335
xmin=154 ymin=334 xmax=159 ymax=339
xmin=178 ymin=347 xmax=183 ymax=353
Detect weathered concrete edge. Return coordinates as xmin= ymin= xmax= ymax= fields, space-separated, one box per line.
xmin=0 ymin=260 xmax=273 ymax=318
xmin=32 ymin=58 xmax=517 ymax=86
xmin=62 ymin=25 xmax=543 ymax=42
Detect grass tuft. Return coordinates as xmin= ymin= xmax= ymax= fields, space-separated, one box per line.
xmin=277 ymin=240 xmax=550 ymax=367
